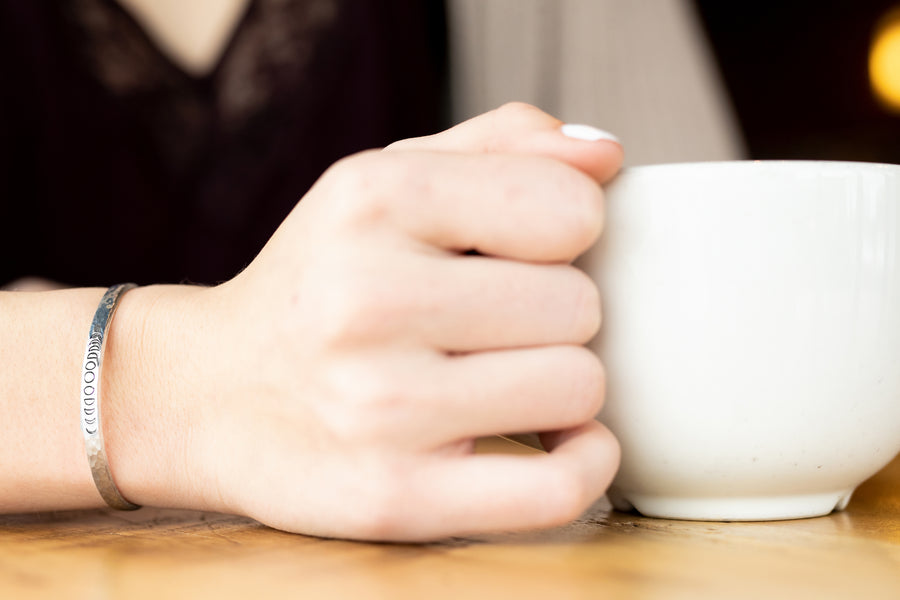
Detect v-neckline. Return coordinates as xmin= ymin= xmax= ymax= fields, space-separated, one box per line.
xmin=108 ymin=0 xmax=255 ymax=81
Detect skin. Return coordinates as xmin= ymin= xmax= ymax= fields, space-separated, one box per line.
xmin=0 ymin=103 xmax=623 ymax=541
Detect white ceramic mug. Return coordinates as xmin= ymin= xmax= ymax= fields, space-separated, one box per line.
xmin=580 ymin=160 xmax=900 ymax=521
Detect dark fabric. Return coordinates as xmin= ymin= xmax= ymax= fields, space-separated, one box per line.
xmin=0 ymin=0 xmax=447 ymax=286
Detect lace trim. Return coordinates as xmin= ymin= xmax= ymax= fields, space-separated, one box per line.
xmin=63 ymin=0 xmax=339 ymax=168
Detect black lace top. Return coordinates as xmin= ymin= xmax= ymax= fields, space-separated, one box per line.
xmin=0 ymin=0 xmax=447 ymax=286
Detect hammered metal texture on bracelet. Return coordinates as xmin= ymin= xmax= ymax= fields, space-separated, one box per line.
xmin=79 ymin=283 xmax=141 ymax=511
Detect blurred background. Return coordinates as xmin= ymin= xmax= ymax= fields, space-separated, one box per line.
xmin=4 ymin=0 xmax=899 ymax=288
xmin=448 ymin=0 xmax=900 ymax=167
xmin=696 ymin=0 xmax=900 ymax=164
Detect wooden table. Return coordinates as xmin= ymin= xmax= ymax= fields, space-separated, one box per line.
xmin=2 ymin=439 xmax=898 ymax=600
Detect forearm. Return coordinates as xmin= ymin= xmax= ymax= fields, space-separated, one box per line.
xmin=0 ymin=285 xmax=213 ymax=513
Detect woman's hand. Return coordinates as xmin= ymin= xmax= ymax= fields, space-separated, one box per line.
xmin=146 ymin=103 xmax=623 ymax=541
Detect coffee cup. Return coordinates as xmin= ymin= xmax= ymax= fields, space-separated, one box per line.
xmin=580 ymin=160 xmax=900 ymax=521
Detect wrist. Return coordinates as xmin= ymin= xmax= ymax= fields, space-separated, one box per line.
xmin=101 ymin=283 xmax=221 ymax=512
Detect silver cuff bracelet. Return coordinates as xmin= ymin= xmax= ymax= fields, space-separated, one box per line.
xmin=80 ymin=283 xmax=141 ymax=511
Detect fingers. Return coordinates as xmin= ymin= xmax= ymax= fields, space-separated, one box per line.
xmin=233 ymin=104 xmax=625 ymax=542
xmin=318 ymin=253 xmax=599 ymax=352
xmin=322 ymin=150 xmax=604 ymax=263
xmin=387 ymin=102 xmax=624 ymax=184
xmin=417 ymin=258 xmax=601 ymax=351
xmin=393 ymin=421 xmax=620 ymax=541
xmin=425 ymin=346 xmax=606 ymax=442
xmin=317 ymin=345 xmax=605 ymax=454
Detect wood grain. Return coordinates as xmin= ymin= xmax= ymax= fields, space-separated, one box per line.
xmin=1 ymin=440 xmax=898 ymax=600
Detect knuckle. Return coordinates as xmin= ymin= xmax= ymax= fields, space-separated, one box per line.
xmin=352 ymin=503 xmax=402 ymax=541
xmin=322 ymin=362 xmax=408 ymax=442
xmin=346 ymin=467 xmax=411 ymax=540
xmin=324 ymin=150 xmax=436 ymax=233
xmin=568 ymin=267 xmax=602 ymax=342
xmin=317 ymin=292 xmax=368 ymax=345
xmin=355 ymin=370 xmax=408 ymax=414
xmin=539 ymin=466 xmax=591 ymax=527
xmin=494 ymin=101 xmax=543 ymax=122
xmin=603 ymin=427 xmax=623 ymax=470
xmin=321 ymin=150 xmax=398 ymax=228
xmin=558 ymin=471 xmax=592 ymax=521
xmin=324 ymin=150 xmax=379 ymax=193
xmin=481 ymin=102 xmax=547 ymax=153
xmin=534 ymin=160 xmax=604 ymax=257
xmin=321 ymin=404 xmax=372 ymax=444
xmin=562 ymin=171 xmax=605 ymax=250
xmin=564 ymin=347 xmax=607 ymax=420
xmin=317 ymin=274 xmax=402 ymax=346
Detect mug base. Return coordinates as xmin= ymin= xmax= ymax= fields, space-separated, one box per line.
xmin=607 ymin=488 xmax=855 ymax=522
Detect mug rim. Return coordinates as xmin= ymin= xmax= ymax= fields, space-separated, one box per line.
xmin=617 ymin=159 xmax=900 ymax=178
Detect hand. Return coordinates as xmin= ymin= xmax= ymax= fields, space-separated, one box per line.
xmin=176 ymin=103 xmax=623 ymax=541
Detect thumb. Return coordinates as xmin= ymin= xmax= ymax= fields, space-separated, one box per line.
xmin=386 ymin=102 xmax=624 ymax=184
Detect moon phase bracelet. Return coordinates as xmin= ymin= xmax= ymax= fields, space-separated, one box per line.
xmin=79 ymin=283 xmax=141 ymax=511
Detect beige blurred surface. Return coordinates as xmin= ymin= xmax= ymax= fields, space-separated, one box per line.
xmin=448 ymin=0 xmax=747 ymax=166
xmin=1 ymin=439 xmax=898 ymax=600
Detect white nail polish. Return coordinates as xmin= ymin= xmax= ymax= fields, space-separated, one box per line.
xmin=561 ymin=123 xmax=621 ymax=144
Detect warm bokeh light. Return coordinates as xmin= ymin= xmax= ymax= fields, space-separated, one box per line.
xmin=870 ymin=7 xmax=900 ymax=113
